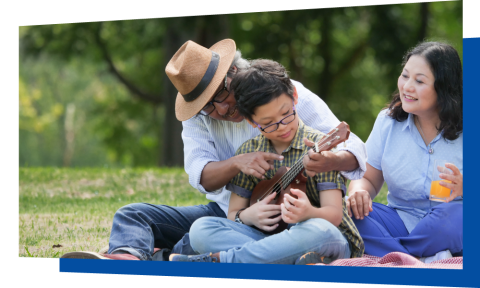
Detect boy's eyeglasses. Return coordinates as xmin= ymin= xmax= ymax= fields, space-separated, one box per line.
xmin=199 ymin=75 xmax=230 ymax=116
xmin=253 ymin=103 xmax=296 ymax=133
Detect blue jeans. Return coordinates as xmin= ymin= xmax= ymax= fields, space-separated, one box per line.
xmin=108 ymin=202 xmax=226 ymax=260
xmin=352 ymin=202 xmax=463 ymax=257
xmin=189 ymin=217 xmax=351 ymax=264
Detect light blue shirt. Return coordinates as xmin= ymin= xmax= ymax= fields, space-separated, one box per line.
xmin=366 ymin=110 xmax=463 ymax=232
xmin=182 ymin=80 xmax=368 ymax=215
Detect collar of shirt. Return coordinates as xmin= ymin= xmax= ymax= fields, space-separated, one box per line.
xmin=402 ymin=113 xmax=445 ymax=148
xmin=255 ymin=119 xmax=307 ymax=154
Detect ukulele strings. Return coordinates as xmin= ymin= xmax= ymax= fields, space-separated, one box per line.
xmin=257 ymin=133 xmax=337 ymax=201
xmin=257 ymin=141 xmax=329 ymax=201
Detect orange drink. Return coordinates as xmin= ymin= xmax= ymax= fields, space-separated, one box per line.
xmin=429 ymin=180 xmax=451 ymax=202
xmin=430 ymin=160 xmax=453 ymax=202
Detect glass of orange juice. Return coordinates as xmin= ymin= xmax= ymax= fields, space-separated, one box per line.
xmin=429 ymin=160 xmax=453 ymax=202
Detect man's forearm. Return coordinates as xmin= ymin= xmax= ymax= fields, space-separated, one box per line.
xmin=200 ymin=157 xmax=240 ymax=192
xmin=330 ymin=150 xmax=359 ymax=172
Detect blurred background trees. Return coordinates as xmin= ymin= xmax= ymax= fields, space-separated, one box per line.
xmin=19 ymin=1 xmax=462 ymax=168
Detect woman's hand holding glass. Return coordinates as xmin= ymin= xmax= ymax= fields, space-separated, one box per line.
xmin=441 ymin=163 xmax=463 ymax=202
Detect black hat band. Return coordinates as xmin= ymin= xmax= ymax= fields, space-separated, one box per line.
xmin=182 ymin=51 xmax=220 ymax=102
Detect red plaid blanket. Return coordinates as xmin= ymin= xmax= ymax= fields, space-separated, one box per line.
xmin=316 ymin=252 xmax=463 ymax=269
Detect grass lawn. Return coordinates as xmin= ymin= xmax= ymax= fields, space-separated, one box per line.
xmin=19 ymin=167 xmax=389 ymax=258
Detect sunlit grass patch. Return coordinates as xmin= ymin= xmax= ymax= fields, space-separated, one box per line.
xmin=19 ymin=213 xmax=111 ymax=258
xmin=19 ymin=167 xmax=210 ymax=258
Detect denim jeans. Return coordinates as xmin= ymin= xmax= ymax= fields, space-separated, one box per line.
xmin=108 ymin=202 xmax=226 ymax=260
xmin=189 ymin=216 xmax=351 ymax=264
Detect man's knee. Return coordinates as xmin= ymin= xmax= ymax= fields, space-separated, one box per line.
xmin=115 ymin=203 xmax=147 ymax=216
xmin=121 ymin=202 xmax=148 ymax=211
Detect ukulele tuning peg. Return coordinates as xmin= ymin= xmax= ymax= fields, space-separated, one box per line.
xmin=335 ymin=136 xmax=340 ymax=139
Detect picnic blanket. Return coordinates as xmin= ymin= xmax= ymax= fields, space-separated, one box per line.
xmin=317 ymin=252 xmax=463 ymax=269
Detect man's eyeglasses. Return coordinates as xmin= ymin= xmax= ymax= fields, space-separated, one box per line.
xmin=199 ymin=75 xmax=230 ymax=116
xmin=253 ymin=102 xmax=296 ymax=133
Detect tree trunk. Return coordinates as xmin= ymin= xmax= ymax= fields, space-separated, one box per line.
xmin=159 ymin=16 xmax=230 ymax=167
xmin=63 ymin=103 xmax=76 ymax=167
xmin=418 ymin=3 xmax=429 ymax=42
xmin=160 ymin=20 xmax=187 ymax=167
xmin=319 ymin=12 xmax=332 ymax=101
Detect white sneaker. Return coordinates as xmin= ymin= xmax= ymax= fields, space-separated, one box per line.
xmin=419 ymin=250 xmax=452 ymax=264
xmin=98 ymin=244 xmax=109 ymax=254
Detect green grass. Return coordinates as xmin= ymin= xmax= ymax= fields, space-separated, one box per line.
xmin=19 ymin=167 xmax=389 ymax=258
xmin=375 ymin=183 xmax=389 ymax=205
xmin=19 ymin=167 xmax=209 ymax=258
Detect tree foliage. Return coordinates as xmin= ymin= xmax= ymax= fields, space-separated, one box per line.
xmin=19 ymin=1 xmax=462 ymax=167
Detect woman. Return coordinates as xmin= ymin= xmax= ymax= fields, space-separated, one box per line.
xmin=346 ymin=41 xmax=463 ymax=262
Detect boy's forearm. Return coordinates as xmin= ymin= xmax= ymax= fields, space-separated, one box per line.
xmin=227 ymin=210 xmax=238 ymax=222
xmin=308 ymin=205 xmax=343 ymax=227
xmin=229 ymin=206 xmax=260 ymax=227
xmin=235 ymin=206 xmax=258 ymax=227
xmin=228 ymin=193 xmax=251 ymax=223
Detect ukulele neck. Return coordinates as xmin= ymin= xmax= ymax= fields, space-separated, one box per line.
xmin=279 ymin=127 xmax=345 ymax=189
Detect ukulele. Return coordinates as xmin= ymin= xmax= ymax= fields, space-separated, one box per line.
xmin=249 ymin=122 xmax=350 ymax=235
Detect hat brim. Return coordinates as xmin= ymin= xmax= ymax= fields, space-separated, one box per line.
xmin=175 ymin=39 xmax=237 ymax=121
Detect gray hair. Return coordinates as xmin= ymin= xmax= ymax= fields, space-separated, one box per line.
xmin=228 ymin=50 xmax=250 ymax=77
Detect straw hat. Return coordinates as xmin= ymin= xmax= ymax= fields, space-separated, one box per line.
xmin=166 ymin=39 xmax=236 ymax=121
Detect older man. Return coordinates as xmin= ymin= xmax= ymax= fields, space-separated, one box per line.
xmin=61 ymin=39 xmax=366 ymax=261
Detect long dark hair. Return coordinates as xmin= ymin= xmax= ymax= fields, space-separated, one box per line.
xmin=387 ymin=41 xmax=463 ymax=140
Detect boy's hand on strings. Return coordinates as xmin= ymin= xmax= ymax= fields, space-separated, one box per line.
xmin=281 ymin=188 xmax=314 ymax=224
xmin=243 ymin=192 xmax=282 ymax=232
xmin=441 ymin=163 xmax=463 ymax=203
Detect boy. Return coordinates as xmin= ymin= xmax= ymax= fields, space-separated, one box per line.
xmin=170 ymin=59 xmax=363 ymax=264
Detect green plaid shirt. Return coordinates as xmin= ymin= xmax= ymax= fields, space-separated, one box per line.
xmin=227 ymin=120 xmax=364 ymax=258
